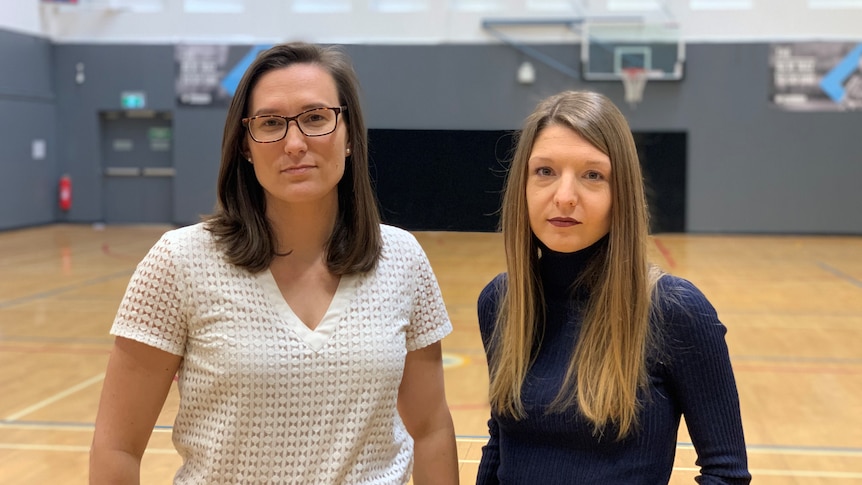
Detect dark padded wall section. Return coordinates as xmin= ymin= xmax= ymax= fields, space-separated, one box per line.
xmin=0 ymin=30 xmax=57 ymax=230
xmin=369 ymin=129 xmax=514 ymax=232
xmin=634 ymin=132 xmax=687 ymax=234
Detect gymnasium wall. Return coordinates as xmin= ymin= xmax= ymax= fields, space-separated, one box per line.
xmin=2 ymin=31 xmax=862 ymax=233
xmin=0 ymin=29 xmax=57 ymax=230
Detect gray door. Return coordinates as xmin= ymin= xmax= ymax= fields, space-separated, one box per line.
xmin=100 ymin=111 xmax=174 ymax=223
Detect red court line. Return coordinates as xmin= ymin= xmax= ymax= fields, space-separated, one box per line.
xmin=653 ymin=237 xmax=676 ymax=268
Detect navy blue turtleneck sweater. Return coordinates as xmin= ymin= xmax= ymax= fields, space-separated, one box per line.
xmin=476 ymin=241 xmax=750 ymax=484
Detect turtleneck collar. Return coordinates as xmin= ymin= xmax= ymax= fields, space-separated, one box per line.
xmin=537 ymin=234 xmax=608 ymax=300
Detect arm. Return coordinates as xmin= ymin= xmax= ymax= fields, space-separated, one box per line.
xmin=662 ymin=278 xmax=751 ymax=484
xmin=475 ymin=275 xmax=504 ymax=485
xmin=475 ymin=416 xmax=501 ymax=485
xmin=89 ymin=337 xmax=182 ymax=485
xmin=397 ymin=341 xmax=459 ymax=485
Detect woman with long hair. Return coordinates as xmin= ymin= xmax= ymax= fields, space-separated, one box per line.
xmin=477 ymin=90 xmax=749 ymax=484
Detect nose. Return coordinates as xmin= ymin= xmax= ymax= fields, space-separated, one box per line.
xmin=553 ymin=175 xmax=578 ymax=208
xmin=282 ymin=121 xmax=307 ymax=155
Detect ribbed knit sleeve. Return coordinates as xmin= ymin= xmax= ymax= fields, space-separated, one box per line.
xmin=657 ymin=276 xmax=751 ymax=484
xmin=476 ymin=274 xmax=506 ymax=485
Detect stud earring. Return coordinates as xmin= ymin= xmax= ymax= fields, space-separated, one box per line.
xmin=345 ymin=148 xmax=351 ymax=156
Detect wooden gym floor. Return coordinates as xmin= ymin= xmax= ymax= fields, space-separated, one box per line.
xmin=1 ymin=224 xmax=860 ymax=484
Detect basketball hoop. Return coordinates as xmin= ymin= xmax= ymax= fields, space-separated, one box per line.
xmin=621 ymin=68 xmax=648 ymax=108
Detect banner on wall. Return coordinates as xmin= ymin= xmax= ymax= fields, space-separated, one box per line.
xmin=174 ymin=44 xmax=273 ymax=107
xmin=175 ymin=44 xmax=232 ymax=106
xmin=770 ymin=42 xmax=862 ymax=111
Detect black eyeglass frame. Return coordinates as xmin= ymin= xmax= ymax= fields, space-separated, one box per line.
xmin=241 ymin=106 xmax=347 ymax=143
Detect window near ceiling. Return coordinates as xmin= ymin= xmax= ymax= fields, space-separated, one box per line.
xmin=526 ymin=0 xmax=580 ymax=12
xmin=184 ymin=0 xmax=243 ymax=13
xmin=808 ymin=0 xmax=862 ymax=7
xmin=106 ymin=0 xmax=164 ymax=12
xmin=292 ymin=0 xmax=350 ymax=13
xmin=607 ymin=0 xmax=663 ymax=10
xmin=371 ymin=0 xmax=428 ymax=12
xmin=690 ymin=0 xmax=753 ymax=9
xmin=450 ymin=0 xmax=505 ymax=12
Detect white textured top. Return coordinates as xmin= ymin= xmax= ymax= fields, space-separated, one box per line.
xmin=111 ymin=223 xmax=452 ymax=484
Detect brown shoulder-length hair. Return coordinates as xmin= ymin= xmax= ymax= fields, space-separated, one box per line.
xmin=489 ymin=90 xmax=662 ymax=440
xmin=204 ymin=42 xmax=381 ymax=275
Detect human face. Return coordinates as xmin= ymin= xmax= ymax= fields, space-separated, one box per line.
xmin=526 ymin=124 xmax=612 ymax=253
xmin=245 ymin=64 xmax=349 ymax=210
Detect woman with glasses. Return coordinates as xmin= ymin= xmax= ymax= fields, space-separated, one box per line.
xmin=90 ymin=42 xmax=458 ymax=485
xmin=476 ymin=91 xmax=750 ymax=484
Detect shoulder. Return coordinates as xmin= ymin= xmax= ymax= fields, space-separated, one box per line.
xmin=652 ymin=273 xmax=727 ymax=346
xmin=477 ymin=273 xmax=507 ymax=337
xmin=379 ymin=224 xmax=421 ymax=251
xmin=479 ymin=273 xmax=507 ymax=307
xmin=159 ymin=222 xmax=211 ymax=245
xmin=653 ymin=274 xmax=716 ymax=318
xmin=148 ymin=223 xmax=219 ymax=264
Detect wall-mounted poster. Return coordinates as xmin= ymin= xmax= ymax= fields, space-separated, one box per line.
xmin=770 ymin=42 xmax=862 ymax=111
xmin=175 ymin=44 xmax=274 ymax=106
xmin=175 ymin=44 xmax=231 ymax=106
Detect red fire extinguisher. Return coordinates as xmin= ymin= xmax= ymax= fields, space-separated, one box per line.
xmin=59 ymin=174 xmax=72 ymax=211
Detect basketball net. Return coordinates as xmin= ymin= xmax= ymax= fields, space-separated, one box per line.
xmin=622 ymin=68 xmax=648 ymax=108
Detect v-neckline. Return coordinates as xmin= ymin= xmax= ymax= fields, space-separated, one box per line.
xmin=257 ymin=270 xmax=359 ymax=352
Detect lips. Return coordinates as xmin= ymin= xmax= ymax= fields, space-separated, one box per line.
xmin=548 ymin=217 xmax=581 ymax=227
xmin=281 ymin=164 xmax=315 ymax=173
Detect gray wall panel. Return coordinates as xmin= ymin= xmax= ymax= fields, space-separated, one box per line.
xmin=0 ymin=30 xmax=57 ymax=230
xmin=172 ymin=108 xmax=222 ymax=224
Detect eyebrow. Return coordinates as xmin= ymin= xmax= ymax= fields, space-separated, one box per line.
xmin=250 ymin=102 xmax=331 ymax=118
xmin=528 ymin=156 xmax=611 ymax=167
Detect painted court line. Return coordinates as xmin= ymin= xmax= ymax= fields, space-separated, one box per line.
xmin=677 ymin=442 xmax=862 ymax=457
xmin=4 ymin=374 xmax=105 ymax=421
xmin=0 ymin=420 xmax=172 ymax=433
xmin=0 ymin=443 xmax=176 ymax=454
xmin=652 ymin=237 xmax=676 ymax=268
xmin=0 ymin=269 xmax=132 ymax=309
xmin=675 ymin=467 xmax=862 ymax=479
xmin=1 ymin=442 xmax=858 ymax=479
xmin=3 ymin=421 xmax=861 ymax=459
xmin=817 ymin=261 xmax=862 ymax=288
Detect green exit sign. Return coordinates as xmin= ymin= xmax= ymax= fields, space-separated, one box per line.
xmin=121 ymin=91 xmax=146 ymax=109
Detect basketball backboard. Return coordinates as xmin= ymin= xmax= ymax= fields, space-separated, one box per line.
xmin=581 ymin=20 xmax=685 ymax=82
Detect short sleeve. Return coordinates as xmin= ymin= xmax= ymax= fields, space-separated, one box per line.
xmin=110 ymin=231 xmax=189 ymax=356
xmin=405 ymin=236 xmax=452 ymax=352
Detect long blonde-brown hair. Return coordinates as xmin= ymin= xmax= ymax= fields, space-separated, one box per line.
xmin=489 ymin=90 xmax=660 ymax=439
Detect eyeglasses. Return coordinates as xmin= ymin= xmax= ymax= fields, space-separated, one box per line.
xmin=242 ymin=106 xmax=347 ymax=143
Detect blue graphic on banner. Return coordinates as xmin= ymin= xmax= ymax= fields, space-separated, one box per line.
xmin=221 ymin=45 xmax=273 ymax=97
xmin=820 ymin=44 xmax=862 ymax=103
xmin=771 ymin=42 xmax=862 ymax=111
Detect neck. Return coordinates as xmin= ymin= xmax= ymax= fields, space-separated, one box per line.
xmin=537 ymin=235 xmax=607 ymax=299
xmin=266 ymin=195 xmax=338 ymax=263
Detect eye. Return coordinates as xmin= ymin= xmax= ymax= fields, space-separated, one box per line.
xmin=584 ymin=170 xmax=606 ymax=181
xmin=534 ymin=166 xmax=554 ymax=177
xmin=261 ymin=117 xmax=284 ymax=128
